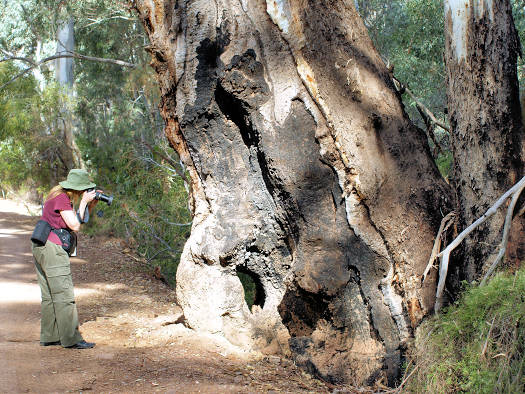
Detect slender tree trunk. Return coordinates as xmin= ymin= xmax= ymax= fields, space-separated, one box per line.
xmin=56 ymin=19 xmax=84 ymax=170
xmin=444 ymin=0 xmax=524 ymax=284
xmin=133 ymin=0 xmax=452 ymax=385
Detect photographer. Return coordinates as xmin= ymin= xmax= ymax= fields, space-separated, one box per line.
xmin=31 ymin=169 xmax=100 ymax=349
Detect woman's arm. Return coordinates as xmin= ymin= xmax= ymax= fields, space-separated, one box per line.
xmin=60 ymin=189 xmax=97 ymax=231
xmin=61 ymin=210 xmax=81 ymax=232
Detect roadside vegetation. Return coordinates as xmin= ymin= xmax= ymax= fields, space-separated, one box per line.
xmin=405 ymin=267 xmax=525 ymax=392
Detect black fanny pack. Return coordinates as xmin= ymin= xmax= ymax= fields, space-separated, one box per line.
xmin=51 ymin=228 xmax=77 ymax=256
xmin=31 ymin=220 xmax=77 ymax=256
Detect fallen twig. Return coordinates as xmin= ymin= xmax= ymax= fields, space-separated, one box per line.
xmin=392 ymin=77 xmax=449 ymax=132
xmin=392 ymin=364 xmax=419 ymax=393
xmin=481 ymin=315 xmax=496 ymax=358
xmin=423 ymin=211 xmax=456 ymax=283
xmin=435 ymin=175 xmax=525 ymax=312
xmin=481 ymin=178 xmax=525 ymax=285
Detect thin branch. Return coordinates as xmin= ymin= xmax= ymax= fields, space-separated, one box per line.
xmin=393 ymin=76 xmax=450 ymax=132
xmin=391 ymin=364 xmax=419 ymax=394
xmin=415 ymin=103 xmax=443 ymax=155
xmin=435 ymin=175 xmax=525 ymax=312
xmin=0 ymin=51 xmax=136 ymax=91
xmin=0 ymin=53 xmax=37 ymax=66
xmin=481 ymin=315 xmax=496 ymax=358
xmin=141 ymin=156 xmax=182 ymax=177
xmin=141 ymin=141 xmax=190 ymax=184
xmin=55 ymin=44 xmax=137 ymax=67
xmin=0 ymin=66 xmax=34 ymax=91
xmin=157 ymin=216 xmax=192 ymax=227
xmin=481 ymin=179 xmax=525 ymax=285
xmin=83 ymin=15 xmax=135 ymax=28
xmin=422 ymin=211 xmax=456 ymax=283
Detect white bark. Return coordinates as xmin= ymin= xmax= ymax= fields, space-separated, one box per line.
xmin=55 ymin=19 xmax=75 ymax=87
xmin=444 ymin=0 xmax=495 ymax=62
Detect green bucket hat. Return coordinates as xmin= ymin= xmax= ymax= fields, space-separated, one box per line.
xmin=59 ymin=169 xmax=96 ymax=191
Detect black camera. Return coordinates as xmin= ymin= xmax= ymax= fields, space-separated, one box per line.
xmin=87 ymin=188 xmax=114 ymax=206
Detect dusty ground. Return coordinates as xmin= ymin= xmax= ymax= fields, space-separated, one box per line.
xmin=0 ymin=198 xmax=337 ymax=393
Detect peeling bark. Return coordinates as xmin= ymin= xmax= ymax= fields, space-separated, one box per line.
xmin=444 ymin=0 xmax=525 ymax=284
xmin=133 ymin=0 xmax=452 ymax=385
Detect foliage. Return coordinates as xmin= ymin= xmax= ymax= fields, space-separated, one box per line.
xmin=435 ymin=150 xmax=453 ymax=180
xmin=0 ymin=63 xmax=71 ymax=191
xmin=405 ymin=268 xmax=525 ymax=393
xmin=82 ymin=139 xmax=191 ymax=287
xmin=513 ymin=0 xmax=525 ymax=86
xmin=68 ymin=4 xmax=191 ymax=285
xmin=358 ymin=0 xmax=447 ymax=129
xmin=0 ymin=0 xmax=190 ymax=285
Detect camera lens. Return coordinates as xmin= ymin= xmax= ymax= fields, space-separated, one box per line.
xmin=95 ymin=191 xmax=114 ymax=206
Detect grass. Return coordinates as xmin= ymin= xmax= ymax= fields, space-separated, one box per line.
xmin=405 ymin=267 xmax=525 ymax=393
xmin=436 ymin=150 xmax=452 ymax=180
xmin=237 ymin=271 xmax=257 ymax=309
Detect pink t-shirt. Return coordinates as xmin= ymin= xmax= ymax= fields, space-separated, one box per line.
xmin=42 ymin=193 xmax=73 ymax=245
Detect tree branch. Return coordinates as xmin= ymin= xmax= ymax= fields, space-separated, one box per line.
xmin=140 ymin=141 xmax=190 ymax=185
xmin=481 ymin=179 xmax=525 ymax=285
xmin=434 ymin=175 xmax=525 ymax=312
xmin=393 ymin=76 xmax=450 ymax=133
xmin=0 ymin=66 xmax=34 ymax=91
xmin=0 ymin=51 xmax=136 ymax=91
xmin=422 ymin=211 xmax=456 ymax=283
xmin=0 ymin=49 xmax=37 ymax=66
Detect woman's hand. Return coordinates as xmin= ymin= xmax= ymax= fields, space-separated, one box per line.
xmin=81 ymin=189 xmax=97 ymax=204
xmin=77 ymin=189 xmax=99 ymax=224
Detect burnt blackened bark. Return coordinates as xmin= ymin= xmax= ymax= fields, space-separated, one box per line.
xmin=444 ymin=0 xmax=525 ymax=285
xmin=133 ymin=0 xmax=452 ymax=385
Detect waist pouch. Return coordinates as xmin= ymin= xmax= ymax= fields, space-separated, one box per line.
xmin=31 ymin=220 xmax=52 ymax=246
xmin=52 ymin=228 xmax=77 ymax=256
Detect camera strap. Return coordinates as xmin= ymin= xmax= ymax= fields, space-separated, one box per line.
xmin=76 ymin=206 xmax=90 ymax=224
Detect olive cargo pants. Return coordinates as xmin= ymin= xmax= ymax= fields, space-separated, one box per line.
xmin=32 ymin=241 xmax=83 ymax=347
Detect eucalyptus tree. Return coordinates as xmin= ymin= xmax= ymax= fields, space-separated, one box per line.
xmin=132 ymin=0 xmax=452 ymax=385
xmin=441 ymin=0 xmax=524 ymax=303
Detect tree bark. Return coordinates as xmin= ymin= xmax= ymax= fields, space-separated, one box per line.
xmin=444 ymin=0 xmax=525 ymax=283
xmin=56 ymin=19 xmax=84 ymax=170
xmin=133 ymin=0 xmax=451 ymax=385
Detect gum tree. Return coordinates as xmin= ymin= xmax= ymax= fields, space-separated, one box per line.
xmin=132 ymin=0 xmax=453 ymax=384
xmin=443 ymin=0 xmax=524 ymax=290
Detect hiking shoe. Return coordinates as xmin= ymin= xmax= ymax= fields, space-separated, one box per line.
xmin=66 ymin=340 xmax=95 ymax=349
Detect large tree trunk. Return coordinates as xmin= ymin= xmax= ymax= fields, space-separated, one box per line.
xmin=444 ymin=0 xmax=525 ymax=284
xmin=133 ymin=0 xmax=451 ymax=385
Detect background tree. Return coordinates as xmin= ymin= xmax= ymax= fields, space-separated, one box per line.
xmin=443 ymin=0 xmax=524 ymax=295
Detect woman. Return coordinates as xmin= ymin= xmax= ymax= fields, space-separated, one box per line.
xmin=31 ymin=169 xmax=98 ymax=349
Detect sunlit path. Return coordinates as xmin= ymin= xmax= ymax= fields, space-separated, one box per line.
xmin=0 ymin=198 xmax=329 ymax=393
xmin=0 ymin=199 xmax=41 ymax=392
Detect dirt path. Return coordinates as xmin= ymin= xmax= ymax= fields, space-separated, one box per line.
xmin=0 ymin=199 xmax=332 ymax=393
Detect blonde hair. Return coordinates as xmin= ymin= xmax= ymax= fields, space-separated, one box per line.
xmin=46 ymin=185 xmax=83 ymax=206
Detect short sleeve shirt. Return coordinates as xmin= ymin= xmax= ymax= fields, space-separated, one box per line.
xmin=42 ymin=193 xmax=73 ymax=245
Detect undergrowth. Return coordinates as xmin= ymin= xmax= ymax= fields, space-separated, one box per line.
xmin=405 ymin=267 xmax=525 ymax=393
